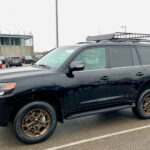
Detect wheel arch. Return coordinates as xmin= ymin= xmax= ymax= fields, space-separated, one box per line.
xmin=137 ymin=81 xmax=150 ymax=99
xmin=10 ymin=90 xmax=64 ymax=123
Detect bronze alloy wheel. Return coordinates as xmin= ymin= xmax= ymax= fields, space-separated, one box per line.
xmin=22 ymin=109 xmax=51 ymax=138
xmin=142 ymin=94 xmax=150 ymax=114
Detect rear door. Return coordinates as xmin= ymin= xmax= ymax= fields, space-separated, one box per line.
xmin=137 ymin=46 xmax=150 ymax=82
xmin=109 ymin=45 xmax=145 ymax=104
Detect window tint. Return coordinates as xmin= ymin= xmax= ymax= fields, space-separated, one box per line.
xmin=132 ymin=48 xmax=140 ymax=66
xmin=137 ymin=46 xmax=150 ymax=65
xmin=109 ymin=46 xmax=133 ymax=68
xmin=74 ymin=47 xmax=106 ymax=70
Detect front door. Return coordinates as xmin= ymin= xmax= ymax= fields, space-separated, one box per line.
xmin=64 ymin=46 xmax=112 ymax=112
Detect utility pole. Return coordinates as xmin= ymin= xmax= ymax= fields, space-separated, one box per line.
xmin=121 ymin=26 xmax=127 ymax=32
xmin=55 ymin=0 xmax=59 ymax=47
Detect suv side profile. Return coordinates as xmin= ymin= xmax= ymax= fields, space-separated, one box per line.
xmin=1 ymin=32 xmax=150 ymax=144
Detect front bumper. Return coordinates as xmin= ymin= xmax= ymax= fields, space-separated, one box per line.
xmin=0 ymin=96 xmax=14 ymax=126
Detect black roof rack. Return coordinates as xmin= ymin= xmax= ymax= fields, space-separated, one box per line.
xmin=86 ymin=32 xmax=150 ymax=43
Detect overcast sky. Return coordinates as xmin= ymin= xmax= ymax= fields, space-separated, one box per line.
xmin=0 ymin=0 xmax=150 ymax=52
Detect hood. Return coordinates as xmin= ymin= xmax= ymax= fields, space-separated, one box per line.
xmin=0 ymin=66 xmax=56 ymax=82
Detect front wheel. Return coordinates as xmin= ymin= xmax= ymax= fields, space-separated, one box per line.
xmin=12 ymin=101 xmax=57 ymax=144
xmin=132 ymin=89 xmax=150 ymax=119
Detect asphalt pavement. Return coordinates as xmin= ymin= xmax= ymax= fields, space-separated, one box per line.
xmin=0 ymin=109 xmax=150 ymax=150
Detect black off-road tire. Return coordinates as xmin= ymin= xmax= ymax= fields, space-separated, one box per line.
xmin=132 ymin=89 xmax=150 ymax=119
xmin=12 ymin=101 xmax=57 ymax=144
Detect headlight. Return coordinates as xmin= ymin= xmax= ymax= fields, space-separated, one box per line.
xmin=0 ymin=83 xmax=16 ymax=96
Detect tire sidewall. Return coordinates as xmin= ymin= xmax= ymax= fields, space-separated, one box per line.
xmin=13 ymin=101 xmax=57 ymax=144
xmin=137 ymin=89 xmax=150 ymax=118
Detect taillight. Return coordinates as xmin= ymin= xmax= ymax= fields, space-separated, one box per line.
xmin=10 ymin=59 xmax=13 ymax=62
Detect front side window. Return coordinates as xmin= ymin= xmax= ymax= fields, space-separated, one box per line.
xmin=137 ymin=46 xmax=150 ymax=65
xmin=109 ymin=46 xmax=133 ymax=68
xmin=36 ymin=46 xmax=79 ymax=68
xmin=74 ymin=47 xmax=106 ymax=70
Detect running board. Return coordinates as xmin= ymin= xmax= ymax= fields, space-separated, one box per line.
xmin=66 ymin=104 xmax=135 ymax=120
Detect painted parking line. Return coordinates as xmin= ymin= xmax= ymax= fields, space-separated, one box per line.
xmin=45 ymin=124 xmax=150 ymax=150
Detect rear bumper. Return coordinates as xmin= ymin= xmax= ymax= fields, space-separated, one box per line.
xmin=9 ymin=63 xmax=22 ymax=66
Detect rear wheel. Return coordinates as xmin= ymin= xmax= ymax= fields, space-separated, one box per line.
xmin=12 ymin=101 xmax=57 ymax=144
xmin=132 ymin=89 xmax=150 ymax=119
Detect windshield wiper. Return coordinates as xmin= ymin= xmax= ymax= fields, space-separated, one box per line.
xmin=35 ymin=64 xmax=51 ymax=69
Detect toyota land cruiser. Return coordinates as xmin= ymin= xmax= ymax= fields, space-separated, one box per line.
xmin=0 ymin=32 xmax=150 ymax=144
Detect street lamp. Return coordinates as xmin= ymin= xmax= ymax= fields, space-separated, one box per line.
xmin=121 ymin=26 xmax=127 ymax=32
xmin=55 ymin=0 xmax=59 ymax=47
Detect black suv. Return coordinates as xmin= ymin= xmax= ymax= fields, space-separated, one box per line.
xmin=1 ymin=32 xmax=150 ymax=144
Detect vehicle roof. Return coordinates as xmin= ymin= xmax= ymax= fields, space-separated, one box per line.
xmin=51 ymin=42 xmax=150 ymax=55
xmin=74 ymin=42 xmax=150 ymax=48
xmin=9 ymin=56 xmax=20 ymax=58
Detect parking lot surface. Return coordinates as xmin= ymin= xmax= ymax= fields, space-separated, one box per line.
xmin=0 ymin=109 xmax=150 ymax=150
xmin=0 ymin=66 xmax=150 ymax=150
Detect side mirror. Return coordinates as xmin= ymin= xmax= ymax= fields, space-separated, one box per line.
xmin=66 ymin=61 xmax=85 ymax=77
xmin=69 ymin=61 xmax=85 ymax=72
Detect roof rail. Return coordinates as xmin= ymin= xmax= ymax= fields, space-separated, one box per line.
xmin=86 ymin=32 xmax=150 ymax=43
xmin=77 ymin=41 xmax=95 ymax=44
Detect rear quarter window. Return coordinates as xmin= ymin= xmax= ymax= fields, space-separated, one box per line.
xmin=137 ymin=46 xmax=150 ymax=65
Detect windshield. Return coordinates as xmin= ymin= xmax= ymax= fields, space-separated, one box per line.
xmin=11 ymin=57 xmax=20 ymax=59
xmin=25 ymin=56 xmax=32 ymax=59
xmin=36 ymin=46 xmax=79 ymax=68
xmin=0 ymin=56 xmax=5 ymax=60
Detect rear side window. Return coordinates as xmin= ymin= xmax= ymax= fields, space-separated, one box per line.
xmin=109 ymin=46 xmax=133 ymax=68
xmin=137 ymin=46 xmax=150 ymax=65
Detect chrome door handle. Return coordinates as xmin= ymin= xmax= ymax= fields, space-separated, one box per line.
xmin=100 ymin=76 xmax=110 ymax=81
xmin=136 ymin=72 xmax=144 ymax=76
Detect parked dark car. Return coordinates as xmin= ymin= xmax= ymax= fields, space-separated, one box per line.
xmin=32 ymin=55 xmax=43 ymax=63
xmin=1 ymin=32 xmax=150 ymax=144
xmin=22 ymin=56 xmax=33 ymax=64
xmin=6 ymin=56 xmax=22 ymax=67
xmin=0 ymin=56 xmax=6 ymax=64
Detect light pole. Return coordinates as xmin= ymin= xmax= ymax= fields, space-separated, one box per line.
xmin=55 ymin=0 xmax=59 ymax=47
xmin=121 ymin=26 xmax=127 ymax=32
